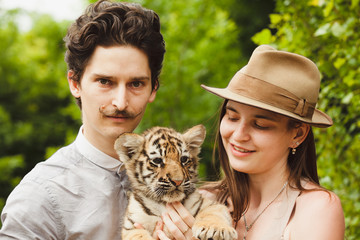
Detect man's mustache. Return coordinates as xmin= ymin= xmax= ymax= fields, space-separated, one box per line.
xmin=99 ymin=105 xmax=139 ymax=118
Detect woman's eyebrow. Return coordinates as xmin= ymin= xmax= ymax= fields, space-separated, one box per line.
xmin=226 ymin=103 xmax=281 ymax=122
xmin=254 ymin=114 xmax=280 ymax=122
xmin=225 ymin=105 xmax=238 ymax=113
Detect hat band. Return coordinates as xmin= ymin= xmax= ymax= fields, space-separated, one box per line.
xmin=227 ymin=73 xmax=315 ymax=119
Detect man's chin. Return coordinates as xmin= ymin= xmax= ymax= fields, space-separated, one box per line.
xmin=101 ymin=115 xmax=142 ymax=136
xmin=105 ymin=123 xmax=137 ymax=138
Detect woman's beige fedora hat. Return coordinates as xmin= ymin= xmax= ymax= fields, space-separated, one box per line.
xmin=201 ymin=45 xmax=332 ymax=127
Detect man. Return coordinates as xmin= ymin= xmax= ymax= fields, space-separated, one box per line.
xmin=0 ymin=0 xmax=165 ymax=239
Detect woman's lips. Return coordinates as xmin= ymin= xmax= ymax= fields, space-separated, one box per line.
xmin=233 ymin=145 xmax=253 ymax=152
xmin=230 ymin=144 xmax=255 ymax=156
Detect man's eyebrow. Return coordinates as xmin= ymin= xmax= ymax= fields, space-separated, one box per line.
xmin=131 ymin=76 xmax=150 ymax=81
xmin=91 ymin=73 xmax=150 ymax=81
xmin=92 ymin=73 xmax=112 ymax=78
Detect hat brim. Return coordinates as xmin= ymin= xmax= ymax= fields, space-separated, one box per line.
xmin=201 ymin=84 xmax=333 ymax=128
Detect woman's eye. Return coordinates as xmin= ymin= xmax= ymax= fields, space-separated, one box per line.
xmin=152 ymin=158 xmax=163 ymax=165
xmin=254 ymin=122 xmax=270 ymax=130
xmin=226 ymin=114 xmax=238 ymax=122
xmin=228 ymin=117 xmax=238 ymax=121
xmin=224 ymin=110 xmax=239 ymax=122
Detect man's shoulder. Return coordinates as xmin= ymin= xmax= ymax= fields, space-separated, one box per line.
xmin=24 ymin=142 xmax=78 ymax=180
xmin=46 ymin=141 xmax=81 ymax=165
xmin=1 ymin=139 xmax=127 ymax=240
xmin=4 ymin=141 xmax=89 ymax=214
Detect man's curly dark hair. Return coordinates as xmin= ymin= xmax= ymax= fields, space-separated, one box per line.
xmin=64 ymin=0 xmax=165 ymax=107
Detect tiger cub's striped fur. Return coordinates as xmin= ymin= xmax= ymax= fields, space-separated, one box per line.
xmin=114 ymin=124 xmax=237 ymax=240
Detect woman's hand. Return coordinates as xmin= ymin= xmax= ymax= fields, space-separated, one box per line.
xmin=157 ymin=202 xmax=197 ymax=240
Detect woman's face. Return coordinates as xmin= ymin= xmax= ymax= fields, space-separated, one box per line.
xmin=220 ymin=101 xmax=299 ymax=177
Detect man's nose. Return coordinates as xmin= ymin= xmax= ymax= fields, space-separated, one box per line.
xmin=112 ymin=86 xmax=128 ymax=110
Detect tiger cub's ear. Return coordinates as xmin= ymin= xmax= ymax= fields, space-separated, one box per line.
xmin=182 ymin=124 xmax=206 ymax=156
xmin=114 ymin=133 xmax=145 ymax=163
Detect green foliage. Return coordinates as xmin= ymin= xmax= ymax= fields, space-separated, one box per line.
xmin=0 ymin=10 xmax=81 ymax=213
xmin=215 ymin=0 xmax=276 ymax=58
xmin=252 ymin=0 xmax=360 ymax=238
xmin=0 ymin=154 xmax=24 ymax=211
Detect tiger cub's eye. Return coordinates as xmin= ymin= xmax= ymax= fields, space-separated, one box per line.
xmin=180 ymin=156 xmax=190 ymax=165
xmin=152 ymin=158 xmax=163 ymax=165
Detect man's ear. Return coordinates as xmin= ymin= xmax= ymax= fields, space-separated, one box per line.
xmin=148 ymin=80 xmax=158 ymax=103
xmin=148 ymin=89 xmax=157 ymax=103
xmin=290 ymin=123 xmax=310 ymax=148
xmin=67 ymin=70 xmax=81 ymax=98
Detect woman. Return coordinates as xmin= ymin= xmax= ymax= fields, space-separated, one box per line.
xmin=157 ymin=45 xmax=345 ymax=240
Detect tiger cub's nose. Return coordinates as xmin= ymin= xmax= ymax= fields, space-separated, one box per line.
xmin=171 ymin=179 xmax=183 ymax=186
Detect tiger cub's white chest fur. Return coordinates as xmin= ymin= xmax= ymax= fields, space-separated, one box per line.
xmin=115 ymin=124 xmax=237 ymax=240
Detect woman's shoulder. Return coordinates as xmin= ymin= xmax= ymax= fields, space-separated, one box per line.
xmin=297 ymin=182 xmax=342 ymax=209
xmin=289 ymin=182 xmax=345 ymax=239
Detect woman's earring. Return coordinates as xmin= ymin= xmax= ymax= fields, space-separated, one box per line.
xmin=291 ymin=142 xmax=300 ymax=155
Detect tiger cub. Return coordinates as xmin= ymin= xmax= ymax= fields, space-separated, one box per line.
xmin=114 ymin=124 xmax=237 ymax=240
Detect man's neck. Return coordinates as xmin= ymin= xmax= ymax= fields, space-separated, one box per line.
xmin=82 ymin=127 xmax=120 ymax=160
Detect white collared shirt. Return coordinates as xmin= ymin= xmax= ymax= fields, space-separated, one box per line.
xmin=0 ymin=127 xmax=129 ymax=239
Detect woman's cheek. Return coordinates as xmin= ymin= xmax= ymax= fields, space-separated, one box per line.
xmin=220 ymin=118 xmax=233 ymax=139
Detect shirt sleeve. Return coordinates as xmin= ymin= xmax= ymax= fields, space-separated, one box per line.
xmin=0 ymin=180 xmax=62 ymax=239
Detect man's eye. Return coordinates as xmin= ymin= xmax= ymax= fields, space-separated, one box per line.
xmin=131 ymin=81 xmax=143 ymax=88
xmin=98 ymin=79 xmax=110 ymax=85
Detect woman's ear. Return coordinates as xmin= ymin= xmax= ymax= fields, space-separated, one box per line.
xmin=291 ymin=123 xmax=310 ymax=148
xmin=67 ymin=70 xmax=81 ymax=98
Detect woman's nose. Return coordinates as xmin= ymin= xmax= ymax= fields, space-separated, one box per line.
xmin=232 ymin=122 xmax=250 ymax=142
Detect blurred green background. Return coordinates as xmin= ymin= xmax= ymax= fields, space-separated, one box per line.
xmin=0 ymin=0 xmax=359 ymax=238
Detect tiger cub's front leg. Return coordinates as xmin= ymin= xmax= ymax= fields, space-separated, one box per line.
xmin=193 ymin=203 xmax=238 ymax=240
xmin=121 ymin=207 xmax=160 ymax=240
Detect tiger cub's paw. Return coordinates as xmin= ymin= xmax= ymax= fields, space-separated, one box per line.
xmin=192 ymin=224 xmax=238 ymax=240
xmin=122 ymin=228 xmax=155 ymax=240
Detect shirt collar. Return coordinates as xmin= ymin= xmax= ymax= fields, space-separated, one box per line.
xmin=74 ymin=126 xmax=125 ymax=173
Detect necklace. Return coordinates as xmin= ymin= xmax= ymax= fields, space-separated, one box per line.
xmin=242 ymin=181 xmax=288 ymax=240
